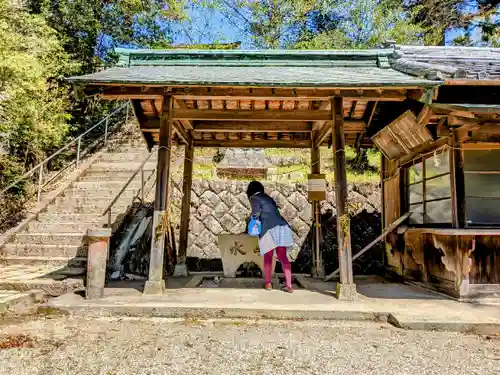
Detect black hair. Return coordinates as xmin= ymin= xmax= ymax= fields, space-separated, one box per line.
xmin=246 ymin=180 xmax=264 ymax=198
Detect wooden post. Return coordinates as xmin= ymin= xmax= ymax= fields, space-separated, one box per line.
xmin=174 ymin=135 xmax=194 ymax=276
xmin=311 ymin=136 xmax=325 ymax=278
xmin=332 ymin=97 xmax=357 ymax=300
xmin=144 ymin=96 xmax=173 ymax=295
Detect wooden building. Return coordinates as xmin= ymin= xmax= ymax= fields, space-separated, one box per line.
xmin=69 ymin=45 xmax=500 ymax=300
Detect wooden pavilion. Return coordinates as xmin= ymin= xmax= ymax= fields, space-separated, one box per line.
xmin=69 ymin=45 xmax=500 ymax=300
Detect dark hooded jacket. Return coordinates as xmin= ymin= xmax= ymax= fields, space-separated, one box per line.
xmin=249 ymin=192 xmax=289 ymax=239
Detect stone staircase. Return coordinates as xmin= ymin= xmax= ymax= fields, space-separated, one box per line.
xmin=0 ymin=124 xmax=156 ymax=297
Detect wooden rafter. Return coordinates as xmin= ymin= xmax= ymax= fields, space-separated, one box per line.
xmin=173 ymin=98 xmax=193 ymax=130
xmin=173 ymin=109 xmax=331 ymax=121
xmin=194 ymin=139 xmax=311 ymax=148
xmin=193 ymin=121 xmax=312 ymax=132
xmin=93 ymin=86 xmax=412 ymax=101
xmin=349 ymin=101 xmax=357 ymax=119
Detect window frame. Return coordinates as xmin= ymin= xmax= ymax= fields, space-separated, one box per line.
xmin=462 ymin=148 xmax=500 ymax=227
xmin=403 ymin=149 xmax=453 ymax=227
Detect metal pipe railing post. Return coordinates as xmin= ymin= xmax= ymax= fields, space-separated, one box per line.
xmin=0 ymin=103 xmax=128 ymax=199
xmin=140 ymin=166 xmax=145 ymax=202
xmin=76 ymin=138 xmax=81 ymax=166
xmin=37 ymin=165 xmax=43 ymax=202
xmin=104 ymin=117 xmax=109 ymax=144
xmin=108 ymin=210 xmax=112 ymax=229
xmin=125 ymin=101 xmax=130 ymax=125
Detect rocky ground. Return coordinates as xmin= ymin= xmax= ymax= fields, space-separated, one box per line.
xmin=0 ymin=316 xmax=499 ymax=375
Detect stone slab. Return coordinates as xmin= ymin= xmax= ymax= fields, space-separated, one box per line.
xmin=45 ymin=278 xmax=500 ymax=334
xmin=218 ymin=234 xmax=276 ymax=278
xmin=0 ymin=289 xmax=45 ymax=315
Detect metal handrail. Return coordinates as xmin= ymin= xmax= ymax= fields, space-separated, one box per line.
xmin=102 ymin=152 xmax=155 ymax=228
xmin=0 ymin=101 xmax=131 ymax=202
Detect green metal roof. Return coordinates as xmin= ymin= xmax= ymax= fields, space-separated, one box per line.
xmin=68 ymin=48 xmax=440 ymax=87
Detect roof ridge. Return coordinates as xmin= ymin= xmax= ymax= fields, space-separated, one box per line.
xmin=114 ymin=47 xmax=394 ymax=56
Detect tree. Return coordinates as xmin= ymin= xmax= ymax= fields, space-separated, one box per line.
xmin=0 ymin=0 xmax=76 ymax=227
xmin=214 ymin=0 xmax=425 ymax=49
xmin=26 ymin=0 xmax=187 ymax=73
xmin=0 ymin=0 xmax=75 ymax=168
xmin=403 ymin=0 xmax=500 ymax=46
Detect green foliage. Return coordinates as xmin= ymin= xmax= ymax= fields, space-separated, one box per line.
xmin=403 ymin=0 xmax=500 ymax=46
xmin=215 ymin=0 xmax=425 ymax=49
xmin=26 ymin=0 xmax=187 ymax=73
xmin=0 ymin=0 xmax=75 ymax=170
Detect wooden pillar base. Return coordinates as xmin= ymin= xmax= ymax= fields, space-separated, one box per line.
xmin=86 ymin=228 xmax=111 ymax=300
xmin=145 ymin=209 xmax=167 ymax=295
xmin=143 ymin=280 xmax=166 ymax=295
xmin=173 ymin=263 xmax=189 ymax=277
xmin=336 ymin=282 xmax=358 ymax=301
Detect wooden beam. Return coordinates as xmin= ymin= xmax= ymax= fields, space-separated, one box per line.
xmin=173 ymin=108 xmax=331 ymax=121
xmin=150 ymin=99 xmax=159 ymax=118
xmin=194 ymin=139 xmax=311 ymax=148
xmin=173 ymin=99 xmax=193 ymax=130
xmin=398 ymin=137 xmax=449 ymax=165
xmin=173 ymin=121 xmax=190 ymax=144
xmin=95 ymin=86 xmax=409 ymax=101
xmin=416 ymin=105 xmax=433 ymax=125
xmin=348 ymin=101 xmax=357 ymax=119
xmin=311 ymin=132 xmax=324 ymax=279
xmin=143 ymin=119 xmax=365 ymax=134
xmin=325 ymin=212 xmax=412 ymax=281
xmin=178 ymin=137 xmax=194 ymax=264
xmin=356 ymin=100 xmax=378 ymax=149
xmin=332 ymin=96 xmax=356 ymax=297
xmin=144 ymin=95 xmax=173 ymax=295
xmin=131 ymin=100 xmax=154 ymax=151
xmin=193 ymin=121 xmax=312 ymax=132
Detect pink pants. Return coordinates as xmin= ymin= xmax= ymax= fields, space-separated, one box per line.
xmin=264 ymin=246 xmax=292 ymax=289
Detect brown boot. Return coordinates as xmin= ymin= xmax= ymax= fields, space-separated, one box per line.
xmin=281 ymin=286 xmax=293 ymax=293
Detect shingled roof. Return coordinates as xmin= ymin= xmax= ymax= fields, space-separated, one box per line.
xmin=392 ymin=45 xmax=500 ymax=81
xmin=68 ymin=48 xmax=437 ymax=88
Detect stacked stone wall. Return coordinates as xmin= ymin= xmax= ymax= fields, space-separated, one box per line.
xmin=169 ymin=180 xmax=381 ymax=259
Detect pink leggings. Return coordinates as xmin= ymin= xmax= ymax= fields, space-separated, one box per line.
xmin=264 ymin=246 xmax=292 ymax=288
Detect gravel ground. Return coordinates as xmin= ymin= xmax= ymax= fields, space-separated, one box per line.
xmin=0 ymin=316 xmax=499 ymax=375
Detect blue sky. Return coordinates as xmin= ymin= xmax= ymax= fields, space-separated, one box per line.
xmin=165 ymin=1 xmax=494 ymax=49
xmin=171 ymin=3 xmax=253 ymax=48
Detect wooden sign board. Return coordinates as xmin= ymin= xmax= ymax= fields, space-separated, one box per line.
xmin=308 ymin=174 xmax=326 ymax=201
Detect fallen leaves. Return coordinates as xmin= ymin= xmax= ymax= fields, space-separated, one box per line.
xmin=0 ymin=334 xmax=35 ymax=349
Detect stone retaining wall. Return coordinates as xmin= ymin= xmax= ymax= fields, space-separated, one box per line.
xmin=169 ymin=180 xmax=381 ymax=259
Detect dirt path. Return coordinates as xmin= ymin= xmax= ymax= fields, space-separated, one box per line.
xmin=0 ymin=316 xmax=499 ymax=375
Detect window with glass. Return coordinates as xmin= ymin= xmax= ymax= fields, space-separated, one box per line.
xmin=405 ymin=149 xmax=452 ymax=225
xmin=463 ymin=149 xmax=500 ymax=226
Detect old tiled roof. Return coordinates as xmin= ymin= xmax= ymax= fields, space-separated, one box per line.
xmin=68 ymin=48 xmax=437 ymax=87
xmin=392 ymin=45 xmax=500 ymax=80
xmin=217 ymin=149 xmax=270 ymax=168
xmin=68 ymin=46 xmax=500 ymax=87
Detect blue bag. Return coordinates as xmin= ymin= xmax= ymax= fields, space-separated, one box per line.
xmin=247 ymin=216 xmax=262 ymax=237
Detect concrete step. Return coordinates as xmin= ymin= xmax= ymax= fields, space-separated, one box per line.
xmin=0 ymin=256 xmax=87 ymax=268
xmin=45 ymin=196 xmax=132 ymax=214
xmin=11 ymin=232 xmax=87 ymax=246
xmin=100 ymin=152 xmax=152 ymax=162
xmin=70 ymin=180 xmax=145 ymax=190
xmin=0 ymin=289 xmax=45 ymax=315
xmin=78 ymin=171 xmax=149 ymax=181
xmin=89 ymin=161 xmax=157 ymax=172
xmin=61 ymin=188 xmax=139 ymax=200
xmin=26 ymin=221 xmax=105 ymax=233
xmin=1 ymin=244 xmax=87 ymax=258
xmin=0 ymin=275 xmax=84 ymax=297
xmin=36 ymin=213 xmax=107 ymax=223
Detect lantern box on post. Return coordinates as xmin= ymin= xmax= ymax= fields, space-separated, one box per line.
xmin=308 ymin=174 xmax=326 ymax=201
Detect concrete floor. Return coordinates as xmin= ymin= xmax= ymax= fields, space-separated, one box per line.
xmin=45 ymin=276 xmax=500 ymax=334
